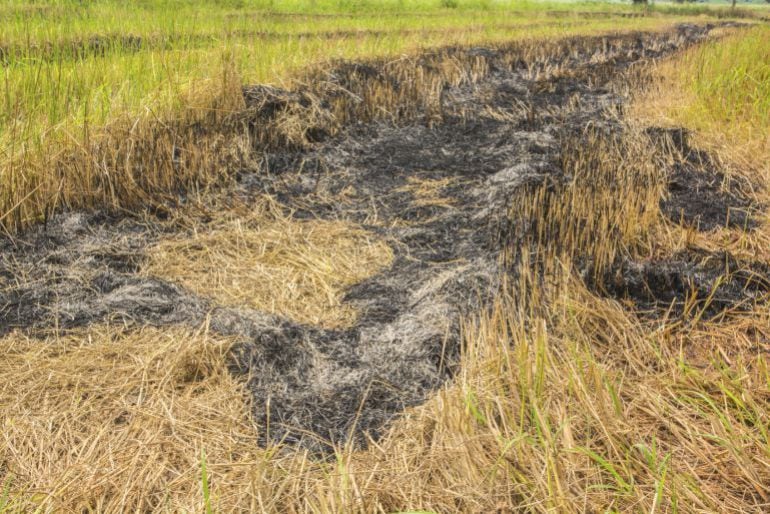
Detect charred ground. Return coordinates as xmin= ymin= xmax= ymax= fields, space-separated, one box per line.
xmin=1 ymin=23 xmax=767 ymax=453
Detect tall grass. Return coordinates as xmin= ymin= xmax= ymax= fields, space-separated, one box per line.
xmin=0 ymin=0 xmax=759 ymax=232
xmin=635 ymin=25 xmax=770 ymax=173
xmin=685 ymin=26 xmax=770 ymax=162
xmin=2 ymin=13 xmax=770 ymax=512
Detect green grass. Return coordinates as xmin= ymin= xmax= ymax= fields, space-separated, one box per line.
xmin=200 ymin=449 xmax=213 ymax=514
xmin=0 ymin=0 xmax=766 ymax=231
xmin=0 ymin=2 xmax=658 ymax=141
xmin=681 ymin=26 xmax=770 ymax=144
xmin=636 ymin=23 xmax=770 ymax=173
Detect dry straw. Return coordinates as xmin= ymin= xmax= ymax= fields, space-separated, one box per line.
xmin=2 ymin=23 xmax=770 ymax=514
xmin=144 ymin=199 xmax=394 ymax=328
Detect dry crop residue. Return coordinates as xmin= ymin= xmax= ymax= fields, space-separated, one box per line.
xmin=2 ymin=23 xmax=767 ymax=453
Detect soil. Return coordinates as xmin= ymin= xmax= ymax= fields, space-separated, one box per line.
xmin=1 ymin=23 xmax=767 ymax=453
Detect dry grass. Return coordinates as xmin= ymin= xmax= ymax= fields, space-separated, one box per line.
xmin=507 ymin=126 xmax=664 ymax=277
xmin=3 ymin=22 xmax=770 ymax=514
xmin=0 ymin=325 xmax=261 ymax=512
xmin=3 ymin=123 xmax=770 ymax=513
xmin=395 ymin=176 xmax=459 ymax=208
xmin=2 ymin=270 xmax=769 ymax=512
xmin=632 ymin=24 xmax=770 ymax=287
xmin=632 ymin=25 xmax=770 ymax=184
xmin=144 ymin=199 xmax=393 ymax=329
xmin=0 ymin=19 xmax=716 ymax=234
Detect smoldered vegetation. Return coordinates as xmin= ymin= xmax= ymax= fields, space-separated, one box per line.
xmin=2 ymin=22 xmax=767 ymax=457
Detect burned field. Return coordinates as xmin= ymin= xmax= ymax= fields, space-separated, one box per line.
xmin=1 ymin=23 xmax=768 ymax=455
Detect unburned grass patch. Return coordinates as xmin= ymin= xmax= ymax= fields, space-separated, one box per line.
xmin=144 ymin=200 xmax=394 ymax=329
xmin=395 ymin=176 xmax=459 ymax=209
xmin=505 ymin=125 xmax=664 ymax=277
xmin=0 ymin=325 xmax=262 ymax=512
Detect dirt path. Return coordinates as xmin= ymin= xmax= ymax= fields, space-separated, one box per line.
xmin=2 ymin=23 xmax=765 ymax=453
